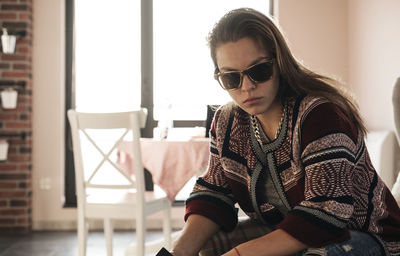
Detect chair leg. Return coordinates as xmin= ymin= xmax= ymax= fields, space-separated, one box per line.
xmin=136 ymin=211 xmax=146 ymax=256
xmin=78 ymin=216 xmax=88 ymax=256
xmin=104 ymin=218 xmax=114 ymax=256
xmin=163 ymin=201 xmax=172 ymax=250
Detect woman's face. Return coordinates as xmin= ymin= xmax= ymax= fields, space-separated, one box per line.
xmin=215 ymin=37 xmax=280 ymax=117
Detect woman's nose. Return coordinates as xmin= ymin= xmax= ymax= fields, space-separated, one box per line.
xmin=241 ymin=74 xmax=256 ymax=91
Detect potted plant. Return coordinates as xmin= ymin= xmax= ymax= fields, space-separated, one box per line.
xmin=1 ymin=27 xmax=17 ymax=54
xmin=1 ymin=87 xmax=18 ymax=109
xmin=0 ymin=139 xmax=9 ymax=161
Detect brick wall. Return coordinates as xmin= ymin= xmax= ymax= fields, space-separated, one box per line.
xmin=0 ymin=0 xmax=33 ymax=233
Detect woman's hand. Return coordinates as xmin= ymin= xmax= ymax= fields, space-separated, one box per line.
xmin=171 ymin=214 xmax=220 ymax=256
xmin=222 ymin=247 xmax=241 ymax=256
xmin=169 ymin=247 xmax=194 ymax=256
xmin=222 ymin=229 xmax=306 ymax=256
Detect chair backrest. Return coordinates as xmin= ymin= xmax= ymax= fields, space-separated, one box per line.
xmin=392 ymin=77 xmax=400 ymax=145
xmin=67 ymin=109 xmax=148 ymax=207
xmin=205 ymin=105 xmax=219 ymax=138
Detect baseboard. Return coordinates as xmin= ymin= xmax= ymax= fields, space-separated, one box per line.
xmin=33 ymin=218 xmax=185 ymax=231
xmin=33 ymin=206 xmax=186 ymax=231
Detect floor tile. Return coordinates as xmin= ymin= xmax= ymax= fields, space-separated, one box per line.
xmin=0 ymin=230 xmax=164 ymax=256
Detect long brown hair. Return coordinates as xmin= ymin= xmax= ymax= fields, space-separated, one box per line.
xmin=208 ymin=8 xmax=367 ymax=136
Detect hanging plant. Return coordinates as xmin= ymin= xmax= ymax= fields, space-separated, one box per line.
xmin=1 ymin=27 xmax=17 ymax=54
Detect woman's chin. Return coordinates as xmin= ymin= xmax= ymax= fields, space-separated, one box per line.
xmin=240 ymin=106 xmax=263 ymax=116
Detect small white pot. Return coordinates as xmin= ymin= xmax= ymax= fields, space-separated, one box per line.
xmin=1 ymin=88 xmax=18 ymax=109
xmin=1 ymin=34 xmax=16 ymax=54
xmin=0 ymin=140 xmax=9 ymax=161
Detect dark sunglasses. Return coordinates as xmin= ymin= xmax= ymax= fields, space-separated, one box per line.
xmin=214 ymin=59 xmax=274 ymax=91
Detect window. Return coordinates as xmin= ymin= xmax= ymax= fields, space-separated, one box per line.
xmin=74 ymin=0 xmax=141 ymax=113
xmin=153 ymin=0 xmax=271 ymax=120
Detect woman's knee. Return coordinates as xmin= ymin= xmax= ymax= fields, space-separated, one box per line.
xmin=302 ymin=231 xmax=384 ymax=256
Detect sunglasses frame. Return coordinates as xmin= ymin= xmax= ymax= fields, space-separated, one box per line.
xmin=214 ymin=59 xmax=274 ymax=91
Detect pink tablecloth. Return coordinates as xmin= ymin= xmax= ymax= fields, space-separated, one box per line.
xmin=117 ymin=138 xmax=210 ymax=201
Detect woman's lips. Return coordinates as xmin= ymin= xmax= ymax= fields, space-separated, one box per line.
xmin=243 ymin=97 xmax=262 ymax=105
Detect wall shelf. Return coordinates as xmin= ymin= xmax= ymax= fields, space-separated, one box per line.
xmin=0 ymin=29 xmax=26 ymax=38
xmin=0 ymin=80 xmax=26 ymax=88
xmin=0 ymin=132 xmax=26 ymax=140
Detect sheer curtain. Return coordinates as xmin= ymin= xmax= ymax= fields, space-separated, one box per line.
xmin=74 ymin=0 xmax=141 ymax=113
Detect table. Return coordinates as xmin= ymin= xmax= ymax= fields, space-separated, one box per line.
xmin=117 ymin=138 xmax=210 ymax=201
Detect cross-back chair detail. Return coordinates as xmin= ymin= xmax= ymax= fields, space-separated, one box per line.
xmin=81 ymin=127 xmax=135 ymax=189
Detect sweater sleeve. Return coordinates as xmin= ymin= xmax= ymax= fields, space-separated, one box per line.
xmin=277 ymin=102 xmax=358 ymax=247
xmin=185 ymin=106 xmax=238 ymax=232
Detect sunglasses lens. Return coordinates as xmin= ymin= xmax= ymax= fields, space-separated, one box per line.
xmin=247 ymin=62 xmax=273 ymax=82
xmin=219 ymin=73 xmax=241 ymax=90
xmin=216 ymin=60 xmax=274 ymax=90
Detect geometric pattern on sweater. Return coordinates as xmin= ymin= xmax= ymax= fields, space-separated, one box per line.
xmin=185 ymin=96 xmax=400 ymax=255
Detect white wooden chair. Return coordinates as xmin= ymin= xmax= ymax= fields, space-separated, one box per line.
xmin=67 ymin=109 xmax=172 ymax=256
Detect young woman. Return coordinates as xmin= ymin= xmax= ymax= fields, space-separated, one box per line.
xmin=170 ymin=8 xmax=400 ymax=256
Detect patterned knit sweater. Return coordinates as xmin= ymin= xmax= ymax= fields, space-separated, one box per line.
xmin=185 ymin=96 xmax=400 ymax=255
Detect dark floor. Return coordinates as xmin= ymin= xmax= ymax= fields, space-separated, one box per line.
xmin=0 ymin=230 xmax=164 ymax=256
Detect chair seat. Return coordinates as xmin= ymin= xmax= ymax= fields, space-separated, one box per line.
xmin=85 ymin=189 xmax=170 ymax=219
xmin=86 ymin=188 xmax=168 ymax=205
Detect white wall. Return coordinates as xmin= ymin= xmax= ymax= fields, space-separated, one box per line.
xmin=278 ymin=0 xmax=400 ymax=132
xmin=278 ymin=0 xmax=349 ymax=84
xmin=348 ymin=0 xmax=400 ymax=131
xmin=32 ymin=0 xmax=76 ymax=229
